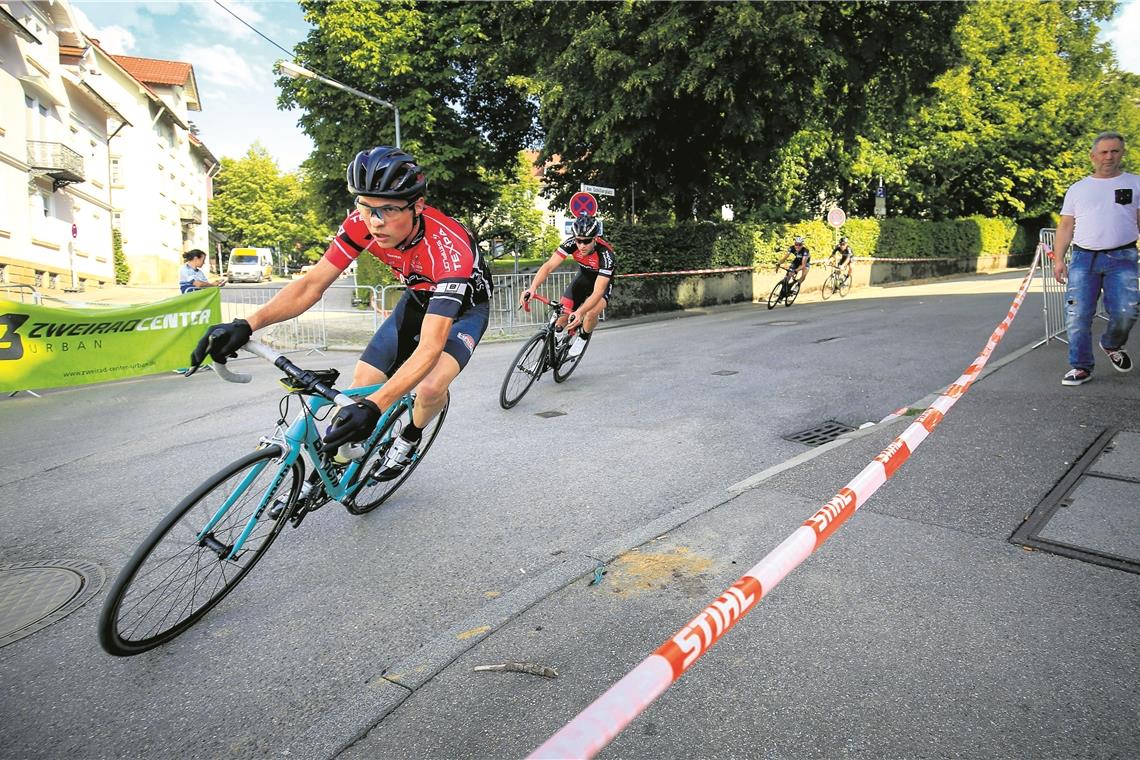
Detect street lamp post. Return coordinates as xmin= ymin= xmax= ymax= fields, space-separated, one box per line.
xmin=275 ymin=60 xmax=400 ymax=148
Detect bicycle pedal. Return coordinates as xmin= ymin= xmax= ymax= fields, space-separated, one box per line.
xmin=267 ymin=498 xmax=289 ymax=520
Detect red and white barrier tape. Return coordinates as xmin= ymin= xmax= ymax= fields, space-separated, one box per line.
xmin=530 ymin=251 xmax=1042 ymax=760
xmin=615 ymin=265 xmax=754 ymax=279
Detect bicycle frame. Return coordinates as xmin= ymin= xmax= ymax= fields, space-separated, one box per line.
xmin=193 ymin=344 xmax=419 ymax=559
xmin=525 ymin=293 xmax=573 ymax=372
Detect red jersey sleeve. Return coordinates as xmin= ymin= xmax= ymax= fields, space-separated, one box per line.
xmin=321 ymin=211 xmax=370 ymax=271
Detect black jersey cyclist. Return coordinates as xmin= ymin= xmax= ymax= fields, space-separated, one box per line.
xmin=776 ymin=236 xmax=811 ymax=285
xmin=190 ymin=146 xmax=492 ymax=481
xmin=829 ymin=237 xmax=854 ymax=279
xmin=520 ymin=214 xmax=615 ymax=357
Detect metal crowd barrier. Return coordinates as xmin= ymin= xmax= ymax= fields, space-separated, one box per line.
xmin=1037 ymin=228 xmax=1068 ymax=346
xmin=217 ymin=272 xmax=584 ymax=353
xmin=0 ymin=284 xmax=42 ymax=304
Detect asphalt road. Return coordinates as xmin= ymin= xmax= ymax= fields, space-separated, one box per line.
xmin=0 ymin=271 xmax=1053 ymax=759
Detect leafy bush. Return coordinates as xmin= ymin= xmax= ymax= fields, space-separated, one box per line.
xmin=112 ymin=229 xmax=130 ymax=285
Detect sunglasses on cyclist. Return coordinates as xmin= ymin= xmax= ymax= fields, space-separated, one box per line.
xmin=355 ymin=197 xmax=415 ymax=222
xmin=575 ymin=237 xmax=595 ymax=244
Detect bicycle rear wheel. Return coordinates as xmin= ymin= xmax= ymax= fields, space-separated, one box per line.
xmin=347 ymin=393 xmax=448 ymax=514
xmin=767 ymin=281 xmax=784 ymax=310
xmin=98 ymin=446 xmax=300 ymax=656
xmin=785 ymin=281 xmax=801 ymax=306
xmin=821 ymin=275 xmax=835 ymax=300
xmin=839 ymin=273 xmax=852 ymax=297
xmin=553 ymin=332 xmax=590 ymax=383
xmin=499 ymin=332 xmax=547 ymax=409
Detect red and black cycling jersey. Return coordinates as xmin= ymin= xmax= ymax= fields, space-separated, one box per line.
xmin=788 ymin=245 xmax=811 ymax=268
xmin=323 ymin=205 xmax=493 ymax=320
xmin=555 ymin=236 xmax=616 ymax=278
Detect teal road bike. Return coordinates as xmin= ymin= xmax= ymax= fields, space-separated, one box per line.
xmin=97 ymin=341 xmax=447 ymax=656
xmin=767 ymin=265 xmax=802 ymax=309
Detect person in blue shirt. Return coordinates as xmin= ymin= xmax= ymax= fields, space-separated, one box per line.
xmin=179 ymin=249 xmax=225 ymax=293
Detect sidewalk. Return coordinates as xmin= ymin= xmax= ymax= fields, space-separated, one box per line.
xmin=292 ymin=333 xmax=1139 ymax=759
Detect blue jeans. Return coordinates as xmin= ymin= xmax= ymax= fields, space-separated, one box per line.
xmin=1065 ymin=245 xmax=1139 ymax=370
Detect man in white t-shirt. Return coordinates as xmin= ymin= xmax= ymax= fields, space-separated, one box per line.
xmin=1052 ymin=131 xmax=1140 ymax=386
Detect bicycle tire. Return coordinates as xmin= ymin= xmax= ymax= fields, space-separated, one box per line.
xmin=98 ymin=446 xmax=300 ymax=656
xmin=785 ymin=281 xmax=801 ymax=306
xmin=347 ymin=393 xmax=449 ymax=514
xmin=821 ymin=275 xmax=835 ymax=300
xmin=553 ymin=332 xmax=590 ymax=383
xmin=499 ymin=332 xmax=547 ymax=409
xmin=839 ymin=273 xmax=852 ymax=297
xmin=767 ymin=281 xmax=784 ymax=310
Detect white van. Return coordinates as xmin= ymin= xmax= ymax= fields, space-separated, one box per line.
xmin=227 ymin=248 xmax=274 ymax=283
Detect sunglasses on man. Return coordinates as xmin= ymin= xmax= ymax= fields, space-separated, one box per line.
xmin=355 ymin=197 xmax=415 ymax=222
xmin=575 ymin=237 xmax=595 ymax=245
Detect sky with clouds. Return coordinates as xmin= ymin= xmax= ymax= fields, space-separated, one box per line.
xmin=71 ymin=0 xmax=1140 ymax=174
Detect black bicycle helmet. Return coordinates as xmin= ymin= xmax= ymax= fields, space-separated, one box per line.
xmin=346 ymin=146 xmax=427 ymax=199
xmin=571 ymin=214 xmax=601 ymax=238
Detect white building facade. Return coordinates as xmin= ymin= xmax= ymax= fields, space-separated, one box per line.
xmin=0 ymin=0 xmax=218 ymax=292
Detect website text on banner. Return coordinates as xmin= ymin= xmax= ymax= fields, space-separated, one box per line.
xmin=530 ymin=251 xmax=1043 ymax=760
xmin=0 ymin=289 xmax=221 ymax=393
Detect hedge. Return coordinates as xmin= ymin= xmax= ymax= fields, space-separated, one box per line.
xmin=355 ymin=215 xmax=1031 ymax=287
xmin=603 ymin=216 xmax=1029 ymax=275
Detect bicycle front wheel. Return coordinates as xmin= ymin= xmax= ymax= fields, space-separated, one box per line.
xmin=785 ymin=281 xmax=801 ymax=306
xmin=767 ymin=281 xmax=784 ymax=310
xmin=553 ymin=332 xmax=590 ymax=383
xmin=347 ymin=393 xmax=449 ymax=514
xmin=499 ymin=332 xmax=547 ymax=409
xmin=839 ymin=273 xmax=852 ymax=297
xmin=98 ymin=446 xmax=300 ymax=656
xmin=821 ymin=275 xmax=835 ymax=300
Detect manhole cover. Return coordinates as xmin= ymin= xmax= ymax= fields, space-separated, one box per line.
xmin=1012 ymin=429 xmax=1140 ymax=574
xmin=757 ymin=320 xmax=799 ymax=327
xmin=711 ymin=370 xmax=739 ymax=376
xmin=535 ymin=410 xmax=566 ymax=418
xmin=813 ymin=336 xmax=844 ymax=344
xmin=0 ymin=560 xmax=105 ymax=648
xmin=784 ymin=421 xmax=855 ymax=447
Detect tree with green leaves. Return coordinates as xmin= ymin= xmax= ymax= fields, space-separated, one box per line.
xmin=208 ymin=144 xmax=328 ymax=269
xmin=279 ymin=0 xmax=538 ymax=236
xmin=472 ymin=152 xmax=559 ymax=261
xmin=874 ymin=0 xmax=1131 ymax=219
xmin=493 ymin=0 xmax=965 ymax=221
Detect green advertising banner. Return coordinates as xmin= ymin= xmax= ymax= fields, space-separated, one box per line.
xmin=0 ymin=289 xmax=221 ymax=392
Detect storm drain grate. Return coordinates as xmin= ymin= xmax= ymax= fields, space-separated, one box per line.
xmin=1011 ymin=428 xmax=1140 ymax=574
xmin=535 ymin=410 xmax=566 ymax=418
xmin=711 ymin=370 xmax=739 ymax=376
xmin=0 ymin=560 xmax=105 ymax=648
xmin=813 ymin=336 xmax=844 ymax=344
xmin=784 ymin=421 xmax=855 ymax=447
xmin=757 ymin=320 xmax=799 ymax=327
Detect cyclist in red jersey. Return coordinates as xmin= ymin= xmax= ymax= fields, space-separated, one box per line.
xmin=519 ymin=214 xmax=614 ymax=357
xmin=191 ymin=146 xmax=492 ymax=480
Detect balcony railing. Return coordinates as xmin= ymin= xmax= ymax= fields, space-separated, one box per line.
xmin=180 ymin=204 xmax=203 ymax=224
xmin=27 ymin=140 xmax=85 ymax=189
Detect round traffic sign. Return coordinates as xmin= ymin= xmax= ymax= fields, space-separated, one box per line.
xmin=826 ymin=208 xmax=846 ymax=228
xmin=569 ymin=191 xmax=598 ymax=218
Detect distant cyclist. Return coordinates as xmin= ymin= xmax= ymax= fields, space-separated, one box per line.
xmin=520 ymin=213 xmax=615 ymax=358
xmin=829 ymin=236 xmax=854 ymax=280
xmin=190 ymin=146 xmax=492 ymax=480
xmin=776 ymin=236 xmax=811 ymax=287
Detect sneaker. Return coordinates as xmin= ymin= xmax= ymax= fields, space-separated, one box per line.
xmin=1100 ymin=343 xmax=1133 ymax=373
xmin=375 ymin=435 xmax=418 ymax=481
xmin=567 ymin=334 xmax=588 ymax=358
xmin=1061 ymin=368 xmax=1092 ymax=386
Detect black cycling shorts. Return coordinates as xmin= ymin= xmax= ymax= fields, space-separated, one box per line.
xmin=361 ymin=292 xmax=489 ymax=375
xmin=561 ymin=271 xmax=612 ymax=312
